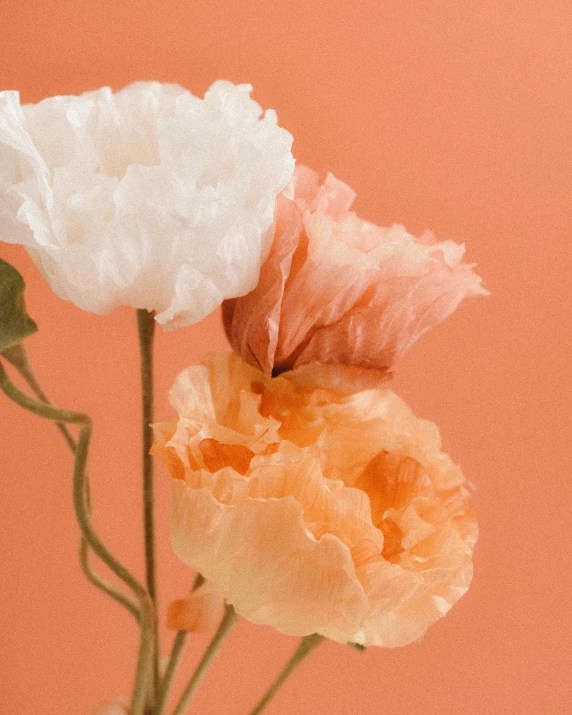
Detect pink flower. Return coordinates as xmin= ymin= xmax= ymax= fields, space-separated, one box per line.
xmin=153 ymin=353 xmax=477 ymax=647
xmin=223 ymin=166 xmax=487 ymax=375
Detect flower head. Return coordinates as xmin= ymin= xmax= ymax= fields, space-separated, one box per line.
xmin=223 ymin=166 xmax=487 ymax=374
xmin=0 ymin=82 xmax=294 ymax=328
xmin=153 ymin=353 xmax=477 ymax=647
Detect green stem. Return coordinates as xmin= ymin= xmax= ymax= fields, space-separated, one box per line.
xmin=137 ymin=309 xmax=157 ymax=602
xmin=137 ymin=308 xmax=158 ymax=706
xmin=0 ymin=361 xmax=88 ymax=425
xmin=72 ymin=420 xmax=154 ymax=715
xmin=2 ymin=343 xmax=77 ymax=451
xmin=156 ymin=631 xmax=187 ymax=715
xmin=79 ymin=539 xmax=140 ymax=621
xmin=2 ymin=347 xmax=140 ymax=621
xmin=156 ymin=572 xmax=205 ymax=712
xmin=171 ymin=604 xmax=240 ymax=715
xmin=0 ymin=361 xmax=154 ymax=715
xmin=247 ymin=634 xmax=325 ymax=715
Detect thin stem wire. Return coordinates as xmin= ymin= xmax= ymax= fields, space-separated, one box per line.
xmin=137 ymin=309 xmax=157 ymax=602
xmin=0 ymin=361 xmax=154 ymax=715
xmin=0 ymin=360 xmax=88 ymax=425
xmin=136 ymin=308 xmax=159 ymax=704
xmin=2 ymin=346 xmax=140 ymax=620
xmin=72 ymin=421 xmax=155 ymax=715
xmin=155 ymin=572 xmax=206 ymax=712
xmin=2 ymin=343 xmax=77 ymax=451
xmin=171 ymin=604 xmax=240 ymax=715
xmin=79 ymin=539 xmax=140 ymax=621
xmin=247 ymin=634 xmax=325 ymax=715
xmin=155 ymin=631 xmax=187 ymax=715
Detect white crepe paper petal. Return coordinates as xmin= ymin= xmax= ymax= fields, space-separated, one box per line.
xmin=0 ymin=82 xmax=294 ymax=328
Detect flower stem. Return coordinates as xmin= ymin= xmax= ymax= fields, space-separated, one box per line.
xmin=156 ymin=573 xmax=205 ymax=712
xmin=2 ymin=343 xmax=77 ymax=451
xmin=136 ymin=308 xmax=158 ymax=705
xmin=2 ymin=346 xmax=141 ymax=621
xmin=247 ymin=634 xmax=325 ymax=715
xmin=71 ymin=416 xmax=154 ymax=715
xmin=171 ymin=604 xmax=240 ymax=715
xmin=0 ymin=360 xmax=154 ymax=715
xmin=137 ymin=309 xmax=157 ymax=603
xmin=79 ymin=539 xmax=141 ymax=621
xmin=156 ymin=631 xmax=187 ymax=715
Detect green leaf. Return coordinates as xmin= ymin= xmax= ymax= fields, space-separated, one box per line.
xmin=0 ymin=258 xmax=37 ymax=352
xmin=348 ymin=642 xmax=367 ymax=652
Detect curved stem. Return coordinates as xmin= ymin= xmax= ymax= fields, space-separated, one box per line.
xmin=2 ymin=343 xmax=77 ymax=451
xmin=79 ymin=539 xmax=140 ymax=621
xmin=0 ymin=361 xmax=154 ymax=715
xmin=247 ymin=634 xmax=325 ymax=715
xmin=137 ymin=308 xmax=158 ymax=705
xmin=2 ymin=346 xmax=141 ymax=621
xmin=171 ymin=604 xmax=240 ymax=715
xmin=73 ymin=422 xmax=154 ymax=715
xmin=0 ymin=360 xmax=87 ymax=424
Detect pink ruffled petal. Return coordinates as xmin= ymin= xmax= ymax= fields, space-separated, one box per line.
xmin=223 ymin=166 xmax=487 ymax=375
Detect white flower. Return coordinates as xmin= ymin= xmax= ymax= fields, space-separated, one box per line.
xmin=0 ymin=81 xmax=294 ymax=328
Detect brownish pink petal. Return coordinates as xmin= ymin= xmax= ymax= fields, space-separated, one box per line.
xmin=223 ymin=166 xmax=487 ymax=375
xmin=223 ymin=195 xmax=302 ymax=374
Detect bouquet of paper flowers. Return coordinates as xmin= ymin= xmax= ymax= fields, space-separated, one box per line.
xmin=0 ymin=81 xmax=486 ymax=715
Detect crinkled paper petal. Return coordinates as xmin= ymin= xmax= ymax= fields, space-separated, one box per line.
xmin=224 ymin=166 xmax=487 ymax=374
xmin=0 ymin=82 xmax=294 ymax=327
xmin=155 ymin=353 xmax=477 ymax=647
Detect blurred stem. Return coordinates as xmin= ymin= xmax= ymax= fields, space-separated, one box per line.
xmin=156 ymin=631 xmax=187 ymax=715
xmin=79 ymin=539 xmax=140 ymax=621
xmin=0 ymin=360 xmax=153 ymax=715
xmin=171 ymin=604 xmax=240 ymax=715
xmin=247 ymin=634 xmax=325 ymax=715
xmin=156 ymin=572 xmax=205 ymax=713
xmin=137 ymin=308 xmax=159 ymax=705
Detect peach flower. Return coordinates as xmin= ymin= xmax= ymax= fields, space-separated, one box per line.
xmin=223 ymin=166 xmax=487 ymax=375
xmin=153 ymin=353 xmax=477 ymax=647
xmin=167 ymin=579 xmax=226 ymax=632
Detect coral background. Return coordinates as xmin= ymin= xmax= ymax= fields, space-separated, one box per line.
xmin=1 ymin=1 xmax=571 ymax=714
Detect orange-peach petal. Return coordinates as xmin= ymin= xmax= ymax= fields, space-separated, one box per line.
xmin=166 ymin=580 xmax=226 ymax=632
xmin=154 ymin=353 xmax=477 ymax=647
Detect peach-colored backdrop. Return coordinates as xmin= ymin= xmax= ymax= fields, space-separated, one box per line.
xmin=1 ymin=1 xmax=571 ymax=713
